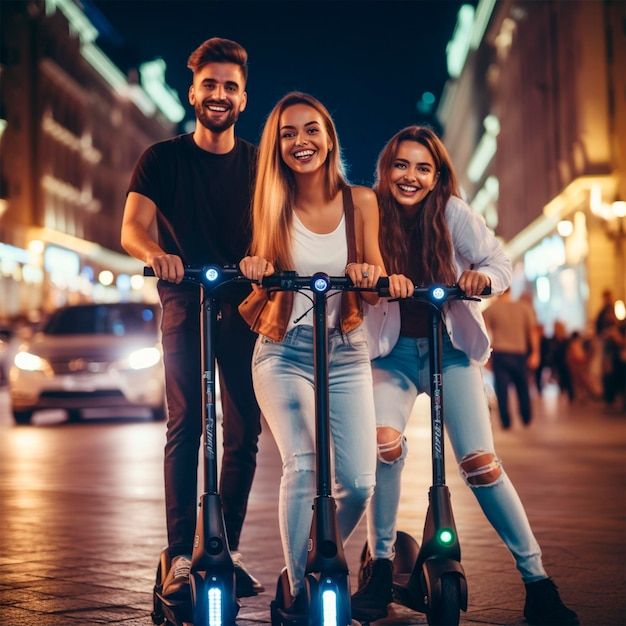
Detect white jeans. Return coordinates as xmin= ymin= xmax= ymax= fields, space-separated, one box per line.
xmin=252 ymin=324 xmax=377 ymax=597
xmin=367 ymin=333 xmax=547 ymax=582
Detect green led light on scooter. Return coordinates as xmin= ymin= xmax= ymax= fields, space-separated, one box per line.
xmin=438 ymin=528 xmax=455 ymax=546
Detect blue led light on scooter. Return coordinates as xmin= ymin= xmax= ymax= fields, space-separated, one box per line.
xmin=207 ymin=582 xmax=222 ymax=625
xmin=205 ymin=267 xmax=219 ymax=282
xmin=431 ymin=286 xmax=445 ymax=301
xmin=321 ymin=582 xmax=338 ymax=625
xmin=313 ymin=276 xmax=329 ymax=293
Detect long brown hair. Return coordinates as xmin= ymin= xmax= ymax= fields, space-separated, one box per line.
xmin=374 ymin=126 xmax=458 ymax=284
xmin=250 ymin=92 xmax=348 ymax=269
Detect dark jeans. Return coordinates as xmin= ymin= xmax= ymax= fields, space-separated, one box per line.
xmin=491 ymin=351 xmax=532 ymax=429
xmin=159 ymin=284 xmax=261 ymax=557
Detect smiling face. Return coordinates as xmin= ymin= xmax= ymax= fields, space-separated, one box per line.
xmin=389 ymin=140 xmax=439 ymax=213
xmin=278 ymin=103 xmax=333 ymax=174
xmin=188 ymin=62 xmax=247 ymax=133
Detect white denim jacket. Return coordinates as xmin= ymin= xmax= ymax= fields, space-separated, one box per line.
xmin=443 ymin=195 xmax=512 ymax=365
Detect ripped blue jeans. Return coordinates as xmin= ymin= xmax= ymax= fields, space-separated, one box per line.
xmin=252 ymin=325 xmax=377 ymax=597
xmin=367 ymin=333 xmax=547 ymax=582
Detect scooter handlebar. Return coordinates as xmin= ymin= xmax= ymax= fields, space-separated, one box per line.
xmin=260 ymin=271 xmax=390 ymax=295
xmin=411 ymin=284 xmax=491 ymax=301
xmin=143 ymin=264 xmax=244 ymax=289
xmin=402 ymin=283 xmax=491 ymax=306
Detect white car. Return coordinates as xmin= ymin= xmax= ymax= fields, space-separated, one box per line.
xmin=9 ymin=302 xmax=166 ymax=424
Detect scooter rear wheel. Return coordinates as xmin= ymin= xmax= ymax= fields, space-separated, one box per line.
xmin=427 ymin=573 xmax=461 ymax=626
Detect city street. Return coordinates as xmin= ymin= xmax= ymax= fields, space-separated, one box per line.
xmin=0 ymin=382 xmax=624 ymax=625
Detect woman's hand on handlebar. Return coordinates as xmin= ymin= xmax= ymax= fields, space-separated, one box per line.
xmin=386 ymin=274 xmax=415 ymax=299
xmin=147 ymin=253 xmax=185 ymax=284
xmin=457 ymin=270 xmax=491 ymax=298
xmin=345 ymin=262 xmax=383 ymax=289
xmin=239 ymin=256 xmax=275 ymax=282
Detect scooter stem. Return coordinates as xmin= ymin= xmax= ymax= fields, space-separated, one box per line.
xmin=428 ymin=303 xmax=446 ymax=486
xmin=201 ymin=289 xmax=219 ymax=494
xmin=313 ymin=287 xmax=333 ymax=496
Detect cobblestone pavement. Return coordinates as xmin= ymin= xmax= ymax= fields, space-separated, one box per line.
xmin=0 ymin=383 xmax=624 ymax=625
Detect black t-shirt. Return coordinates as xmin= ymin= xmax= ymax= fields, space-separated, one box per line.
xmin=128 ymin=133 xmax=257 ymax=300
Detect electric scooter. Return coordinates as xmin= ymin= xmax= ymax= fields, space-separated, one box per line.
xmin=263 ymin=271 xmax=377 ymax=626
xmin=146 ymin=264 xmax=247 ymax=626
xmin=358 ymin=284 xmax=488 ymax=626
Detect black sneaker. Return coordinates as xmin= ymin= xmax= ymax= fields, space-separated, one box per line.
xmin=283 ymin=589 xmax=308 ymax=622
xmin=524 ymin=578 xmax=579 ymax=625
xmin=232 ymin=551 xmax=265 ymax=597
xmin=351 ymin=557 xmax=394 ymax=622
xmin=162 ymin=554 xmax=191 ymax=600
xmin=270 ymin=588 xmax=308 ymax=625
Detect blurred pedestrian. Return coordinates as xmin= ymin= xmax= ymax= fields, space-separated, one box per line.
xmin=601 ymin=322 xmax=626 ymax=409
xmin=565 ymin=331 xmax=599 ymax=403
xmin=536 ymin=321 xmax=569 ymax=394
xmin=483 ymin=288 xmax=540 ymax=429
xmin=551 ymin=320 xmax=573 ymax=399
xmin=595 ymin=290 xmax=623 ymax=406
xmin=535 ymin=323 xmax=551 ymax=393
xmin=120 ymin=38 xmax=263 ymax=602
xmin=595 ymin=289 xmax=616 ymax=335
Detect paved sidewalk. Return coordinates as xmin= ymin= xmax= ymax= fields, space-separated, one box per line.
xmin=0 ymin=384 xmax=624 ymax=625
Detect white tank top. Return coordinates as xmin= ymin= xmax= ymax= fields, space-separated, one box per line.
xmin=288 ymin=211 xmax=347 ymax=331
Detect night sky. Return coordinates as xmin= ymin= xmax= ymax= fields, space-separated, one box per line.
xmin=88 ymin=0 xmax=471 ymax=186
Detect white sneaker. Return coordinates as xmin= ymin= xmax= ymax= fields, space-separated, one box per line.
xmin=231 ymin=551 xmax=264 ymax=596
xmin=162 ymin=554 xmax=191 ymax=599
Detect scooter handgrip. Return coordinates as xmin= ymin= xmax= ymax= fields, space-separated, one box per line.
xmin=455 ymin=284 xmax=491 ymax=299
xmin=261 ymin=272 xmax=295 ymax=289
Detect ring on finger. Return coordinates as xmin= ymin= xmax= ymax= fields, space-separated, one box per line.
xmin=362 ymin=271 xmax=369 ymax=278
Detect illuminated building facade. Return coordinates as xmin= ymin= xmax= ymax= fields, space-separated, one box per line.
xmin=0 ymin=0 xmax=185 ymax=321
xmin=438 ymin=0 xmax=625 ymax=333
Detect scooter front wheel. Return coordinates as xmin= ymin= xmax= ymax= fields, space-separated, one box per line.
xmin=427 ymin=573 xmax=461 ymax=626
xmin=270 ymin=576 xmax=287 ymax=626
xmin=152 ymin=559 xmax=165 ymax=625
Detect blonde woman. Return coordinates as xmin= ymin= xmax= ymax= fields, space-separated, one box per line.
xmin=238 ymin=92 xmax=402 ymax=617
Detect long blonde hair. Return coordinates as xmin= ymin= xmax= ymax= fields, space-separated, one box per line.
xmin=250 ymin=92 xmax=348 ymax=269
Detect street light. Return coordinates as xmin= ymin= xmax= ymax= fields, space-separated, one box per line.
xmin=590 ymin=185 xmax=625 ymax=241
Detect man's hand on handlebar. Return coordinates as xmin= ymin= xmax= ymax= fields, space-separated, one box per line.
xmin=239 ymin=256 xmax=276 ymax=282
xmin=146 ymin=253 xmax=185 ymax=284
xmin=457 ymin=270 xmax=491 ymax=298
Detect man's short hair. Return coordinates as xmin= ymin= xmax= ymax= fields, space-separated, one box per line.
xmin=187 ymin=37 xmax=248 ymax=83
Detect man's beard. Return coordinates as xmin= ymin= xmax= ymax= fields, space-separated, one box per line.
xmin=195 ymin=100 xmax=240 ymax=133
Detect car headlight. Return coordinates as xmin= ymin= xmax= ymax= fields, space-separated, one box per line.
xmin=14 ymin=351 xmax=51 ymax=373
xmin=127 ymin=347 xmax=162 ymax=370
